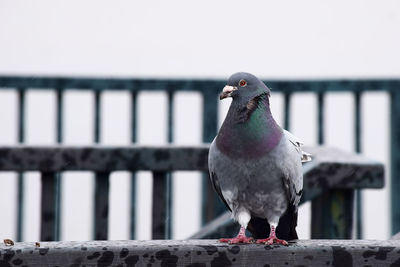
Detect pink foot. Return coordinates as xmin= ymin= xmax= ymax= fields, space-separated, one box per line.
xmin=219 ymin=236 xmax=254 ymax=244
xmin=219 ymin=226 xmax=254 ymax=244
xmin=256 ymin=237 xmax=288 ymax=246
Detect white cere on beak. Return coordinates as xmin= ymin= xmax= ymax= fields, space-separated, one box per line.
xmin=223 ymin=85 xmax=237 ymax=94
xmin=220 ymin=85 xmax=238 ymax=99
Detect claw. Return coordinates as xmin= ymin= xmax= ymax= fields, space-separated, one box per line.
xmin=219 ymin=236 xmax=254 ymax=244
xmin=256 ymin=237 xmax=288 ymax=246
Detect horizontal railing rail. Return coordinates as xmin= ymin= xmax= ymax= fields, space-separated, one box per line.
xmin=1 ymin=76 xmax=400 ymax=92
xmin=0 ymin=75 xmax=397 ymax=240
xmin=0 ymin=145 xmax=384 ymax=241
xmin=0 ymin=145 xmax=210 ymax=172
xmin=1 ymin=239 xmax=399 ymax=267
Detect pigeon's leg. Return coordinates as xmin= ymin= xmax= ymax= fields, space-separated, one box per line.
xmin=256 ymin=223 xmax=288 ymax=246
xmin=219 ymin=210 xmax=253 ymax=244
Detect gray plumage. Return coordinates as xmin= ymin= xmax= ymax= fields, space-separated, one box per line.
xmin=208 ymin=72 xmax=311 ymax=242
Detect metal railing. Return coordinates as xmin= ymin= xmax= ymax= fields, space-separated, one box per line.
xmin=0 ymin=76 xmax=398 ymax=240
xmin=0 ymin=145 xmax=210 ymax=241
xmin=0 ymin=145 xmax=384 ymax=241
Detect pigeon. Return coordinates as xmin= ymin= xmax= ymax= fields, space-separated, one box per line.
xmin=208 ymin=72 xmax=311 ymax=245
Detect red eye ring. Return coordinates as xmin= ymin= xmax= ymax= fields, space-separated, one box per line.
xmin=239 ymin=79 xmax=247 ymax=87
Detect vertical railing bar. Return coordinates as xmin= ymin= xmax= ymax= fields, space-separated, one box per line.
xmin=311 ymin=90 xmax=328 ymax=239
xmin=18 ymin=89 xmax=25 ymax=143
xmin=16 ymin=88 xmax=25 ymax=242
xmin=311 ymin=90 xmax=328 ymax=241
xmin=152 ymin=171 xmax=167 ymax=239
xmin=354 ymin=91 xmax=363 ymax=239
xmin=56 ymin=88 xmax=63 ymax=144
xmin=317 ymin=92 xmax=325 ymax=145
xmin=40 ymin=171 xmax=57 ymax=241
xmin=390 ymin=89 xmax=400 ymax=235
xmin=131 ymin=91 xmax=138 ymax=143
xmin=94 ymin=171 xmax=110 ymax=240
xmin=167 ymin=90 xmax=174 ymax=143
xmin=354 ymin=92 xmax=361 ymax=153
xmin=54 ymin=88 xmax=63 ymax=241
xmin=130 ymin=91 xmax=137 ymax=240
xmin=166 ymin=90 xmax=174 ymax=239
xmin=284 ymin=92 xmax=291 ymax=131
xmin=93 ymin=90 xmax=109 ymax=240
xmin=94 ymin=90 xmax=101 ymax=143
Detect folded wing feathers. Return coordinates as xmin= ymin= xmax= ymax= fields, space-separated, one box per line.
xmin=284 ymin=130 xmax=312 ymax=163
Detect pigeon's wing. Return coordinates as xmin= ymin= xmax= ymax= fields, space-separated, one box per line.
xmin=284 ymin=130 xmax=312 ymax=163
xmin=208 ymin=140 xmax=232 ymax=212
xmin=209 ymin=171 xmax=231 ymax=212
xmin=282 ymin=130 xmax=309 ymax=206
xmin=275 ymin=130 xmax=311 ymax=240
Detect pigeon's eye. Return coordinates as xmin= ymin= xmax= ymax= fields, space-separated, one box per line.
xmin=239 ymin=79 xmax=247 ymax=87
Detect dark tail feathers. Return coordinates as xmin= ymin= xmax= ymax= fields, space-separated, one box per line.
xmin=247 ymin=204 xmax=298 ymax=241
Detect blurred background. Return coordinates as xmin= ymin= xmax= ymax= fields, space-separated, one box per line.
xmin=0 ymin=0 xmax=399 ymax=242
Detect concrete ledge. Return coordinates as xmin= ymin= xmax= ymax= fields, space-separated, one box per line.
xmin=1 ymin=239 xmax=399 ymax=267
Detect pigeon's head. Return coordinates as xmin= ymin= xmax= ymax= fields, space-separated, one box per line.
xmin=219 ymin=72 xmax=271 ymax=101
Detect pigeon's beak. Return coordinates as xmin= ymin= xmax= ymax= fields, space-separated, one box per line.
xmin=219 ymin=85 xmax=238 ymax=100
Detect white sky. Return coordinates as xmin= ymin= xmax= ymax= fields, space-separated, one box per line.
xmin=0 ymin=0 xmax=398 ymax=241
